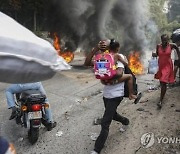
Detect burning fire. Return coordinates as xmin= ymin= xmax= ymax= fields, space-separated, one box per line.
xmin=53 ymin=32 xmax=61 ymax=52
xmin=53 ymin=32 xmax=74 ymax=63
xmin=128 ymin=51 xmax=144 ymax=75
xmin=59 ymin=50 xmax=74 ymax=63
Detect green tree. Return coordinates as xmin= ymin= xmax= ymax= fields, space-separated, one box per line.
xmin=149 ymin=0 xmax=168 ymax=33
xmin=20 ymin=0 xmax=45 ymax=32
xmin=149 ymin=0 xmax=180 ymax=36
xmin=168 ymin=0 xmax=180 ymax=23
xmin=9 ymin=0 xmax=21 ymax=20
xmin=0 ymin=0 xmax=47 ymax=32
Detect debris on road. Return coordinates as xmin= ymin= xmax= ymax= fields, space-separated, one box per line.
xmin=82 ymin=97 xmax=88 ymax=102
xmin=90 ymin=133 xmax=99 ymax=141
xmin=175 ymin=109 xmax=180 ymax=112
xmin=140 ymin=99 xmax=148 ymax=103
xmin=148 ymin=85 xmax=159 ymax=92
xmin=64 ymin=111 xmax=70 ymax=120
xmin=137 ymin=108 xmax=145 ymax=111
xmin=18 ymin=137 xmax=24 ymax=142
xmin=56 ymin=131 xmax=63 ymax=137
xmin=170 ymin=104 xmax=175 ymax=108
xmin=75 ymin=99 xmax=82 ymax=104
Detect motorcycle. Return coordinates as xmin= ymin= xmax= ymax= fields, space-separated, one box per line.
xmin=15 ymin=89 xmax=49 ymax=144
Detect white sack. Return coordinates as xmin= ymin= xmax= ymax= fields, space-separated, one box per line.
xmin=0 ymin=11 xmax=71 ymax=83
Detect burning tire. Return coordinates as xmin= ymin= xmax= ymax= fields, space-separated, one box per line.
xmin=28 ymin=127 xmax=39 ymax=144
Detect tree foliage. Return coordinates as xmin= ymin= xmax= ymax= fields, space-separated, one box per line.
xmin=168 ymin=0 xmax=180 ymax=23
xmin=0 ymin=0 xmax=48 ymax=31
xmin=149 ymin=0 xmax=180 ymax=34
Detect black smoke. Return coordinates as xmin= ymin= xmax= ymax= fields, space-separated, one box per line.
xmin=46 ymin=0 xmax=151 ymax=52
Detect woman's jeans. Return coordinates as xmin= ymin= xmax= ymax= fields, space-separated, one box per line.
xmin=94 ymin=96 xmax=129 ymax=153
xmin=5 ymin=82 xmax=53 ymax=122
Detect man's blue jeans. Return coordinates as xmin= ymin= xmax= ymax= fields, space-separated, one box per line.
xmin=5 ymin=82 xmax=53 ymax=122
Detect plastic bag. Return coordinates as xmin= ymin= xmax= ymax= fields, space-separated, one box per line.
xmin=0 ymin=12 xmax=71 ymax=83
xmin=148 ymin=57 xmax=158 ymax=74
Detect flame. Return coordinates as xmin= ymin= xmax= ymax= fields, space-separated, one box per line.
xmin=53 ymin=32 xmax=61 ymax=52
xmin=53 ymin=32 xmax=74 ymax=63
xmin=59 ymin=51 xmax=74 ymax=63
xmin=128 ymin=51 xmax=144 ymax=75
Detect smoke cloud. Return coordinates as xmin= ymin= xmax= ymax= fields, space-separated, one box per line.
xmin=48 ymin=0 xmax=156 ymax=53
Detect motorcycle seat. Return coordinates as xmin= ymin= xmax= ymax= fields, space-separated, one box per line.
xmin=19 ymin=90 xmax=46 ymax=103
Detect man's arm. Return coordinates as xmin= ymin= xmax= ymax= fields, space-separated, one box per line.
xmin=84 ymin=47 xmax=99 ymax=66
